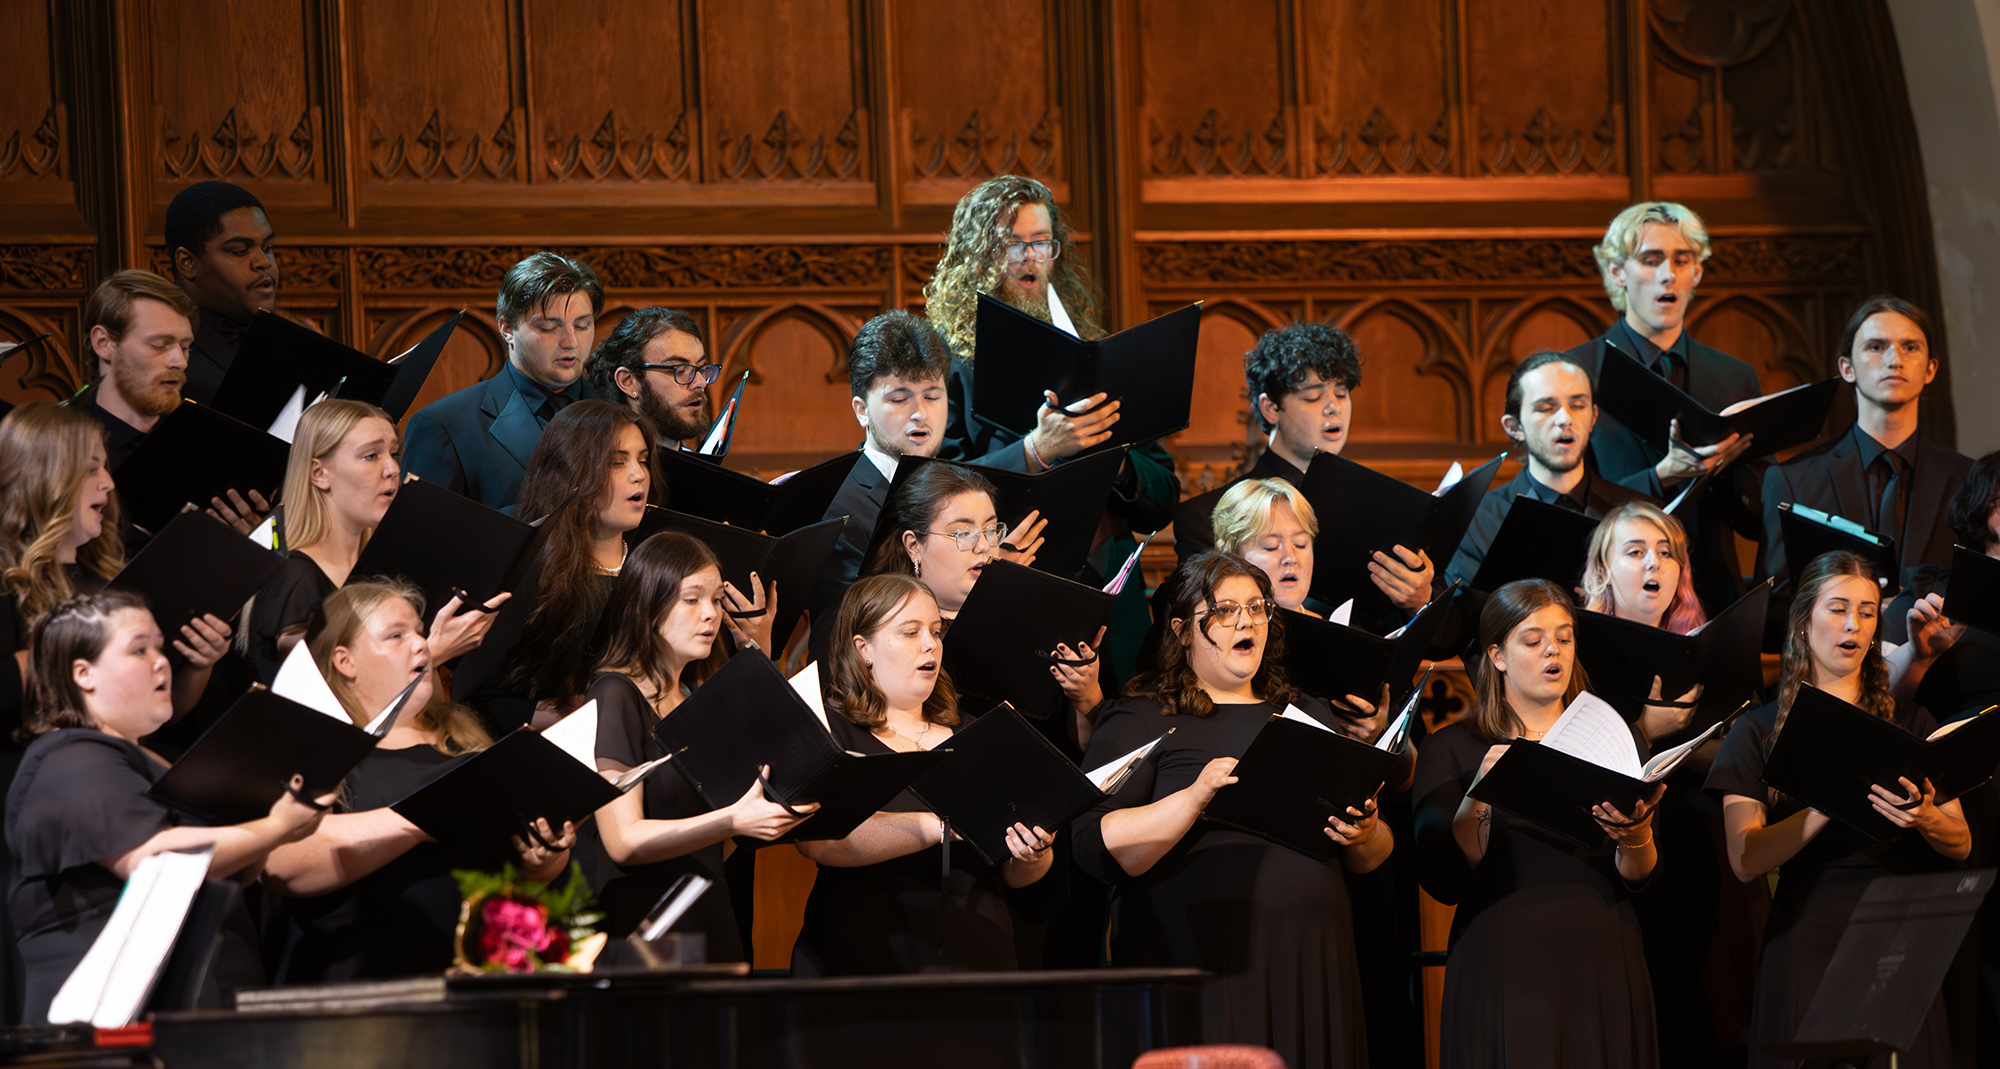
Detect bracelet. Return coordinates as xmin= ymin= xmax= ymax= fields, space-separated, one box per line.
xmin=1616 ymin=833 xmax=1654 ymax=850
xmin=1025 ymin=434 xmax=1049 ymax=472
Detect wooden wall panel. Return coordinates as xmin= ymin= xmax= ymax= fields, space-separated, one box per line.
xmin=1140 ymin=0 xmax=1287 ymax=178
xmin=698 ymin=0 xmax=866 ymax=184
xmin=354 ymin=0 xmax=517 ymax=186
xmin=1306 ymin=0 xmax=1454 ymax=176
xmin=893 ymin=0 xmax=1062 ymax=197
xmin=1465 ymin=0 xmax=1620 ymax=176
xmin=528 ymin=2 xmax=692 ymax=184
xmin=146 ymin=0 xmax=320 ymax=193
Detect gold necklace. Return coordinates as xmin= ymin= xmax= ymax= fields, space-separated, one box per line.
xmin=886 ymin=719 xmax=934 ymax=749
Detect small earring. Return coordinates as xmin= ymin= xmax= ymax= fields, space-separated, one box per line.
xmin=913 ymin=559 xmax=922 ymax=578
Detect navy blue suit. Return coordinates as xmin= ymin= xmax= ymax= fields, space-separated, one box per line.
xmin=401 ymin=368 xmax=596 ymax=510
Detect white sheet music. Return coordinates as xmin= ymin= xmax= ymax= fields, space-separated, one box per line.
xmin=789 ymin=662 xmax=832 ymax=732
xmin=248 ymin=513 xmax=279 ymax=550
xmin=1639 ymin=718 xmax=1730 ymax=781
xmin=1330 ymin=599 xmax=1354 ymax=626
xmin=540 ymin=699 xmax=600 ymax=769
xmin=1536 ymin=692 xmax=1642 ymax=778
xmin=48 ymin=847 xmax=213 ymax=1027
xmin=1085 ymin=731 xmax=1170 ymax=791
xmin=1718 ymin=380 xmax=1815 ymax=416
xmin=272 ymin=642 xmax=349 ymax=723
xmin=1431 ymin=461 xmax=1464 ymax=496
xmin=1279 ymin=703 xmax=1335 ymax=733
xmin=1375 ymin=710 xmax=1411 ymax=752
xmin=266 ymin=386 xmax=308 ymax=443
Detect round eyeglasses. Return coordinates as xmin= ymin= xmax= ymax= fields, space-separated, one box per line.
xmin=640 ymin=362 xmax=723 ymax=387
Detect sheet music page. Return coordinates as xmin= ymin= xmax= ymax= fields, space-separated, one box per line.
xmin=49 ymin=848 xmax=213 ymax=1027
xmin=1537 ymin=691 xmax=1642 ymax=777
xmin=1102 ymin=532 xmax=1155 ymax=595
xmin=540 ymin=699 xmax=599 ymax=769
xmin=1046 ymin=284 xmax=1081 ymax=338
xmin=1640 ymin=718 xmax=1729 ymax=781
xmin=1330 ymin=599 xmax=1355 ymax=626
xmin=266 ymin=386 xmax=309 ymax=444
xmin=1929 ymin=705 xmax=2000 ymax=741
xmin=248 ymin=513 xmax=279 ymax=549
xmin=1431 ymin=461 xmax=1464 ymax=496
xmin=1375 ymin=710 xmax=1411 ymax=752
xmin=1085 ymin=732 xmax=1169 ymax=790
xmin=1279 ymin=703 xmax=1335 ymax=733
xmin=272 ymin=642 xmax=351 ymax=723
xmin=615 ymin=754 xmax=673 ymax=792
xmin=790 ymin=662 xmax=832 ymax=732
xmin=362 ymin=676 xmax=423 ymax=736
xmin=1718 ymin=381 xmax=1814 ymax=416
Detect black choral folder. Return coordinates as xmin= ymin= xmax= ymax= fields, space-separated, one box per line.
xmin=373 ymin=311 xmax=468 ymax=423
xmin=1469 ymin=496 xmax=1603 ymax=593
xmin=658 ymin=449 xmax=860 ymax=535
xmin=1299 ymin=451 xmax=1505 ymax=609
xmin=114 ymin=401 xmax=291 ymax=535
xmin=1201 ymin=711 xmax=1399 ymax=862
xmin=1276 ymin=584 xmax=1454 ymax=710
xmin=633 ymin=507 xmax=844 ymax=650
xmin=1943 ymin=546 xmax=2000 ymax=639
xmin=210 ymin=312 xmax=395 ymax=429
xmin=350 ymin=475 xmax=539 ymax=619
xmin=1777 ymin=502 xmax=1899 ymax=592
xmin=907 ymin=704 xmax=1127 ymax=866
xmin=391 ymin=727 xmax=621 ymax=857
xmin=1469 ymin=738 xmax=1690 ymax=850
xmin=1597 ymin=342 xmax=1839 ymax=463
xmin=650 ymin=654 xmax=946 ymax=841
xmin=1761 ymin=683 xmax=2000 ymax=843
xmin=875 ymin=450 xmax=1125 ymax=580
xmin=148 ymin=688 xmax=381 ymax=825
xmin=107 ymin=510 xmax=285 ymax=651
xmin=1574 ymin=580 xmax=1771 ymax=733
xmin=970 ymin=295 xmax=1202 ymax=451
xmin=943 ymin=559 xmax=1116 ymax=722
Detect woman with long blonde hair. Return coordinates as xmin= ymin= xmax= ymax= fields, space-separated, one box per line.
xmin=262 ymin=579 xmax=572 ymax=981
xmin=244 ymin=399 xmax=502 ymax=683
xmin=1580 ymin=500 xmax=1709 ymax=743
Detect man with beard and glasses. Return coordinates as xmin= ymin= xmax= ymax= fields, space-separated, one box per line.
xmin=587 ymin=306 xmax=716 ymax=447
xmin=1565 ymin=202 xmax=1763 ymax=613
xmin=925 ymin=175 xmax=1179 ymax=685
xmin=805 ymin=310 xmax=952 ymax=657
xmin=165 ymin=181 xmax=280 ymax=407
xmin=1448 ymin=351 xmax=1655 ymax=587
xmin=70 ymin=269 xmax=197 ymax=472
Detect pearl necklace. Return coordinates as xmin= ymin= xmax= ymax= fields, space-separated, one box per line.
xmin=595 ymin=537 xmax=628 ymax=575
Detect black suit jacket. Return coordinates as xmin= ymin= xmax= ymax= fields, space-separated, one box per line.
xmin=807 ymin=452 xmax=892 ymax=659
xmin=402 ymin=371 xmax=596 ymax=510
xmin=1445 ymin=460 xmax=1655 ymax=590
xmin=183 ymin=309 xmax=249 ymax=406
xmin=1563 ymin=328 xmax=1764 ymax=611
xmin=1760 ymin=426 xmax=1971 ymax=591
xmin=1171 ymin=449 xmax=1306 ymax=562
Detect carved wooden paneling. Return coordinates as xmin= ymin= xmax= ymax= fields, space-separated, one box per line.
xmin=894 ymin=0 xmax=1062 ymax=196
xmin=1465 ymin=0 xmax=1622 ymax=176
xmin=147 ymin=0 xmax=320 ymax=187
xmin=698 ymin=0 xmax=866 ymax=184
xmin=1305 ymin=0 xmax=1455 ymax=177
xmin=1141 ymin=0 xmax=1289 ymax=178
xmin=0 ymin=0 xmax=62 ymax=184
xmin=529 ymin=2 xmax=693 ymax=184
xmin=354 ymin=0 xmax=518 ymax=185
xmin=1649 ymin=0 xmax=1809 ymax=174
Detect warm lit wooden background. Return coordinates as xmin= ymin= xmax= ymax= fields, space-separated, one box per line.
xmin=0 ymin=0 xmax=1946 ymax=1039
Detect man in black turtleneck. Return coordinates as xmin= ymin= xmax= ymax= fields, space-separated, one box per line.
xmin=165 ymin=181 xmax=278 ymax=405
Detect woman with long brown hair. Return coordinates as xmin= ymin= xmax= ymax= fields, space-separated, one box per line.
xmin=584 ymin=532 xmax=810 ymax=958
xmin=1414 ymin=578 xmax=1662 ymax=1067
xmin=262 ymin=579 xmax=573 ymax=981
xmin=1707 ymin=551 xmax=1969 ymax=1068
xmin=1072 ymin=552 xmax=1388 ymax=1069
xmin=790 ymin=573 xmax=1054 ymax=976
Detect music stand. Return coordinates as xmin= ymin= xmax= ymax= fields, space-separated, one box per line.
xmin=1763 ymin=868 xmax=1994 ymax=1066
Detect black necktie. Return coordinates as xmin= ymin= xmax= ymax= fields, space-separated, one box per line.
xmin=533 ymin=388 xmax=575 ymax=426
xmin=1656 ymin=352 xmax=1687 ymax=391
xmin=1873 ymin=451 xmax=1907 ymax=542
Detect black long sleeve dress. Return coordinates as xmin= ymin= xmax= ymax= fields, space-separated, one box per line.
xmin=1072 ymin=694 xmax=1369 ymax=1069
xmin=790 ymin=713 xmax=1016 ymax=976
xmin=246 ymin=553 xmax=337 ymax=686
xmin=1413 ymin=720 xmax=1658 ymax=1068
xmin=583 ymin=672 xmax=743 ymax=960
xmin=1705 ymin=699 xmax=1958 ymax=1069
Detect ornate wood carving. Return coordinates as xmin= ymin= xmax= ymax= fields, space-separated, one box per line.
xmin=911 ymin=110 xmax=1061 ymax=182
xmin=370 ymin=110 xmax=522 ymax=182
xmin=716 ymin=110 xmax=865 ymax=182
xmin=544 ymin=111 xmax=695 ymax=183
xmin=0 ymin=247 xmax=94 ymax=291
xmin=144 ymin=245 xmax=344 ymax=292
xmin=350 ymin=245 xmax=892 ymax=292
xmin=0 ymin=107 xmax=65 ymax=181
xmin=162 ymin=106 xmax=319 ymax=181
xmin=1141 ymin=239 xmax=1601 ymax=285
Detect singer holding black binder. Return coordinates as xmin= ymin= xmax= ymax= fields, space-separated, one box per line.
xmin=1707 ymin=551 xmax=1969 ymax=1069
xmin=245 ymin=400 xmax=505 ymax=686
xmin=1073 ymin=553 xmax=1386 ymax=1069
xmin=584 ymin=533 xmax=812 ymax=956
xmin=7 ymin=591 xmax=334 ymax=1023
xmin=1413 ymin=579 xmax=1662 ymax=1068
xmin=1580 ymin=502 xmax=1709 ymax=741
xmin=791 ymin=574 xmax=1053 ymax=976
xmin=262 ymin=580 xmax=573 ymax=981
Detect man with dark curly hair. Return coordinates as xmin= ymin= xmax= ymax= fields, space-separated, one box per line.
xmin=1173 ymin=321 xmax=1435 ymax=615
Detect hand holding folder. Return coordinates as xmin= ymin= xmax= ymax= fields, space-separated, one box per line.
xmin=1574 ymin=581 xmax=1771 ymax=736
xmin=114 ymin=401 xmax=290 ymax=535
xmin=1777 ymin=502 xmax=1899 ymax=592
xmin=349 ymin=475 xmax=540 ymax=628
xmin=877 ymin=451 xmax=1125 ymax=580
xmin=1300 ymin=451 xmax=1505 ymax=611
xmin=1277 ymin=582 xmax=1455 ymax=712
xmin=657 ymin=448 xmax=860 ymax=535
xmin=942 ymin=559 xmax=1116 ymax=721
xmin=1200 ymin=698 xmax=1415 ymax=861
xmin=634 ymin=507 xmax=845 ymax=650
xmin=970 ymin=295 xmax=1202 ymax=451
xmin=106 ymin=510 xmax=285 ymax=661
xmin=210 ymin=310 xmax=463 ymax=427
xmin=1596 ymin=342 xmax=1838 ymax=465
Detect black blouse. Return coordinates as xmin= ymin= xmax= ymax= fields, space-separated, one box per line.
xmin=248 ymin=553 xmax=337 ymax=685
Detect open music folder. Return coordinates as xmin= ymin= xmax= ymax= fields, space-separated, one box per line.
xmin=1468 ymin=496 xmax=1603 ymax=593
xmin=907 ymin=704 xmax=1166 ymax=866
xmin=47 ymin=846 xmax=215 ymax=1028
xmin=1776 ymin=502 xmax=1900 ymax=592
xmin=1596 ymin=341 xmax=1839 ymax=465
xmin=210 ymin=309 xmax=463 ymax=427
xmin=106 ymin=510 xmax=285 ymax=657
xmin=114 ymin=401 xmax=290 ymax=535
xmin=970 ymin=295 xmax=1203 ymax=451
xmin=1469 ymin=692 xmax=1730 ymax=848
xmin=1574 ymin=580 xmax=1771 ymax=734
xmin=1276 ymin=583 xmax=1453 ymax=710
xmin=650 ymin=654 xmax=949 ymax=842
xmin=350 ymin=475 xmax=544 ymax=621
xmin=1942 ymin=547 xmax=2000 ymax=639
xmin=633 ymin=507 xmax=845 ymax=650
xmin=942 ymin=559 xmax=1117 ymax=722
xmin=657 ymin=448 xmax=860 ymax=534
xmin=877 ymin=450 xmax=1125 ymax=580
xmin=1299 ymin=451 xmax=1505 ymax=610
xmin=1761 ymin=683 xmax=2000 ymax=842
xmin=1201 ymin=695 xmax=1417 ymax=862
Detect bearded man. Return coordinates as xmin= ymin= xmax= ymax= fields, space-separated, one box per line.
xmin=72 ymin=269 xmax=198 ymax=471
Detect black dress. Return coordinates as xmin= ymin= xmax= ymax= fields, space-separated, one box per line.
xmin=1706 ymin=699 xmax=1957 ymax=1069
xmin=1072 ymin=695 xmax=1369 ymax=1069
xmin=1413 ymin=720 xmax=1658 ymax=1068
xmin=280 ymin=744 xmax=485 ymax=982
xmin=247 ymin=552 xmax=337 ymax=685
xmin=5 ymin=729 xmax=260 ymax=1023
xmin=791 ymin=713 xmax=1016 ymax=976
xmin=584 ymin=673 xmax=743 ymax=960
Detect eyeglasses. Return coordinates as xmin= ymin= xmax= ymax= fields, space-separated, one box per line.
xmin=639 ymin=362 xmax=723 ymax=387
xmin=924 ymin=523 xmax=1009 ymax=552
xmin=1200 ymin=599 xmax=1271 ymax=628
xmin=999 ymin=239 xmax=1061 ymax=264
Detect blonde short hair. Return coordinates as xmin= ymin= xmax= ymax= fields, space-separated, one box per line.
xmin=1593 ymin=202 xmax=1712 ymax=312
xmin=1211 ymin=478 xmax=1319 ymax=556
